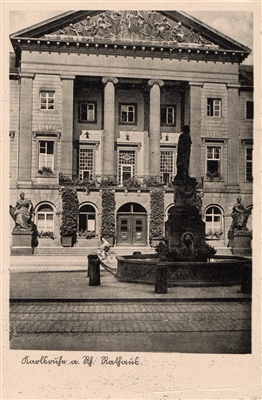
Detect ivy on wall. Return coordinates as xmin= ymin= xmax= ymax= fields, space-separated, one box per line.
xmin=60 ymin=187 xmax=79 ymax=237
xmin=149 ymin=188 xmax=165 ymax=239
xmin=101 ymin=189 xmax=116 ymax=239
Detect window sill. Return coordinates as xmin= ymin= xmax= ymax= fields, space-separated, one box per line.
xmin=35 ymin=174 xmax=57 ymax=178
xmin=38 ymin=110 xmax=58 ymax=114
xmin=78 ymin=121 xmax=97 ymax=124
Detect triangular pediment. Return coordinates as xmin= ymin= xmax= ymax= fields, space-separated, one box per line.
xmin=10 ymin=10 xmax=251 ymax=53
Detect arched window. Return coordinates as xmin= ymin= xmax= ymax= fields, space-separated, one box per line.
xmin=205 ymin=206 xmax=223 ymax=236
xmin=79 ymin=204 xmax=96 ymax=233
xmin=36 ymin=204 xmax=54 ymax=233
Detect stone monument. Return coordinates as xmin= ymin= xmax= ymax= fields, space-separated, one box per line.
xmin=10 ymin=192 xmax=35 ymax=255
xmin=166 ymin=125 xmax=207 ymax=261
xmin=228 ymin=196 xmax=252 ymax=256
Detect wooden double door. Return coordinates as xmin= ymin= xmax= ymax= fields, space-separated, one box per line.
xmin=117 ymin=214 xmax=147 ymax=246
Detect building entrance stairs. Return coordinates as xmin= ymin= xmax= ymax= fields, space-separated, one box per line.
xmin=33 ymin=246 xmax=153 ymax=256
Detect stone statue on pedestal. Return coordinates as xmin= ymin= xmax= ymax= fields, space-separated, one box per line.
xmin=228 ymin=196 xmax=252 ymax=236
xmin=10 ymin=192 xmax=34 ymax=231
xmin=228 ymin=196 xmax=253 ymax=257
xmin=175 ymin=125 xmax=192 ymax=181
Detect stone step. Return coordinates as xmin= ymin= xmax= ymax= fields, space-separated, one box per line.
xmin=215 ymin=247 xmax=232 ymax=256
xmin=33 ymin=246 xmax=154 ymax=256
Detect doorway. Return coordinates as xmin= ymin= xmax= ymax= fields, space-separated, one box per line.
xmin=117 ymin=203 xmax=147 ymax=246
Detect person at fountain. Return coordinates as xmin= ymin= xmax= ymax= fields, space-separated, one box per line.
xmin=175 ymin=125 xmax=192 ymax=180
xmin=9 ymin=192 xmax=33 ymax=230
xmin=98 ymin=236 xmax=111 ymax=260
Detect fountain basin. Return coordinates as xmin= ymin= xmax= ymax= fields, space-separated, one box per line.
xmin=116 ymin=255 xmax=251 ymax=287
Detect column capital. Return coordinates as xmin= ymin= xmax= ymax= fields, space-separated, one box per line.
xmin=102 ymin=76 xmax=118 ymax=84
xmin=148 ymin=79 xmax=164 ymax=87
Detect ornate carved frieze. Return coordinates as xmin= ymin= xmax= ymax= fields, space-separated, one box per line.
xmin=45 ymin=11 xmax=219 ymax=49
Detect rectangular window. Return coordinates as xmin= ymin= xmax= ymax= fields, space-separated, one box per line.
xmin=246 ymin=148 xmax=253 ymax=181
xmin=40 ymin=91 xmax=55 ymax=110
xmin=207 ymin=98 xmax=221 ymax=117
xmin=39 ymin=141 xmax=54 ymax=171
xmin=79 ymin=148 xmax=94 ymax=180
xmin=161 ymin=106 xmax=176 ymax=125
xmin=78 ymin=102 xmax=97 ymax=123
xmin=119 ymin=104 xmax=137 ymax=124
xmin=246 ymin=101 xmax=254 ymax=119
xmin=206 ymin=146 xmax=221 ymax=179
xmin=118 ymin=150 xmax=135 ymax=183
xmin=160 ymin=151 xmax=174 ymax=184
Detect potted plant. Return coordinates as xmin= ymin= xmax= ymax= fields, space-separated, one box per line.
xmin=60 ymin=187 xmax=79 ymax=247
xmin=100 ymin=189 xmax=116 ymax=246
xmin=38 ymin=166 xmax=54 ymax=176
xmin=149 ymin=188 xmax=165 ymax=247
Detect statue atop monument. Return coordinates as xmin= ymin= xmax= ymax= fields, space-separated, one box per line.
xmin=10 ymin=192 xmax=34 ymax=231
xmin=175 ymin=125 xmax=192 ymax=181
xmin=228 ymin=196 xmax=252 ymax=236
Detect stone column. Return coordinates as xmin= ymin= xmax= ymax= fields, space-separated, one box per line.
xmin=18 ymin=73 xmax=34 ymax=181
xmin=189 ymin=82 xmax=202 ymax=178
xmin=102 ymin=77 xmax=118 ymax=177
xmin=148 ymin=79 xmax=164 ymax=178
xmin=227 ymin=84 xmax=240 ymax=188
xmin=61 ymin=75 xmax=74 ymax=176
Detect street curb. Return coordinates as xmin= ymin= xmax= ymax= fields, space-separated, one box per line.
xmin=9 ymin=297 xmax=252 ymax=303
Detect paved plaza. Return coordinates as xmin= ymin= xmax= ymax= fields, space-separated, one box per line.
xmin=9 ymin=254 xmax=252 ymax=353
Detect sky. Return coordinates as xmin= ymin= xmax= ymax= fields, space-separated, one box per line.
xmin=9 ymin=9 xmax=253 ymax=64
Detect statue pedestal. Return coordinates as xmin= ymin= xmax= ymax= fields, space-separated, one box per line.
xmin=232 ymin=231 xmax=252 ymax=257
xmin=11 ymin=230 xmax=33 ymax=255
xmin=167 ymin=178 xmax=206 ymax=259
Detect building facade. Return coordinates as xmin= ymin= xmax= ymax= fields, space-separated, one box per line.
xmin=9 ymin=10 xmax=253 ymax=249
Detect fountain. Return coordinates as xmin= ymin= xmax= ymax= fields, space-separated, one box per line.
xmin=116 ymin=126 xmax=252 ymax=288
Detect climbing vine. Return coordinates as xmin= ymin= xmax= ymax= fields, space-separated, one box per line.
xmin=60 ymin=187 xmax=79 ymax=237
xmin=149 ymin=188 xmax=165 ymax=239
xmin=101 ymin=189 xmax=116 ymax=239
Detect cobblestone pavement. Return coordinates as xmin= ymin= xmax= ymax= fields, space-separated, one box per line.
xmin=10 ymin=300 xmax=251 ymax=335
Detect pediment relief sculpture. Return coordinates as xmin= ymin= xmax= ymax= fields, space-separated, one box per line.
xmin=46 ymin=11 xmax=219 ymax=48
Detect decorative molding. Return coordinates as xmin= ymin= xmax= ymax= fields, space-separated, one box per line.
xmin=148 ymin=79 xmax=164 ymax=87
xmin=241 ymin=139 xmax=253 ymax=146
xmin=226 ymin=84 xmax=241 ymax=89
xmin=32 ymin=131 xmax=61 ymax=140
xmin=60 ymin=74 xmax=76 ymax=80
xmin=79 ymin=140 xmax=100 ymax=150
xmin=201 ymin=137 xmax=228 ymax=148
xmin=188 ymin=82 xmax=204 ymax=87
xmin=19 ymin=73 xmax=35 ymax=79
xmin=102 ymin=76 xmax=118 ymax=84
xmin=117 ymin=142 xmax=142 ymax=150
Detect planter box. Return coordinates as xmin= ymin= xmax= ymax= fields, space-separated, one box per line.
xmin=61 ymin=235 xmax=72 ymax=247
xmin=76 ymin=237 xmax=100 ymax=247
xmin=150 ymin=238 xmax=163 ymax=247
xmin=38 ymin=238 xmax=56 ymax=247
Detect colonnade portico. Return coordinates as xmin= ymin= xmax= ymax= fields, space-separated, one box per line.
xmin=99 ymin=76 xmax=179 ymax=180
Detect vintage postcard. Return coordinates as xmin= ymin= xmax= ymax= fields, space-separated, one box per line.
xmin=1 ymin=1 xmax=261 ymax=399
